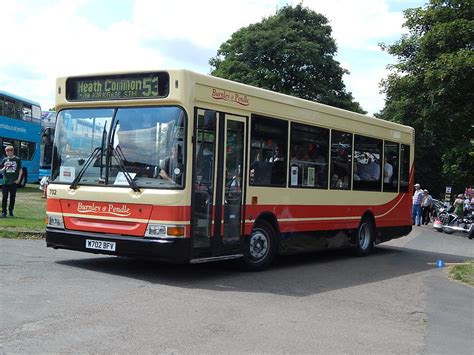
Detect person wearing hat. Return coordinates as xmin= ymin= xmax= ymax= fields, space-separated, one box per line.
xmin=421 ymin=189 xmax=433 ymax=225
xmin=412 ymin=183 xmax=423 ymax=226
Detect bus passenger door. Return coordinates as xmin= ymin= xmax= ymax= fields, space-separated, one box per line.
xmin=191 ymin=109 xmax=217 ymax=255
xmin=219 ymin=115 xmax=246 ymax=252
xmin=191 ymin=109 xmax=246 ymax=259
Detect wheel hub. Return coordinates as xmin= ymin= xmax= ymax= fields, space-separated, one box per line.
xmin=249 ymin=232 xmax=268 ymax=259
xmin=359 ymin=223 xmax=370 ymax=250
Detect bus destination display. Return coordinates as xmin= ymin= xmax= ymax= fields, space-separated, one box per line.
xmin=66 ymin=72 xmax=169 ymax=101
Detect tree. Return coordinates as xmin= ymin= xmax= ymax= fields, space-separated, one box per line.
xmin=379 ymin=0 xmax=473 ymax=198
xmin=209 ymin=4 xmax=365 ymax=114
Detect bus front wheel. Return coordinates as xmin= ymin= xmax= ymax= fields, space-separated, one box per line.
xmin=241 ymin=220 xmax=277 ymax=270
xmin=355 ymin=217 xmax=374 ymax=256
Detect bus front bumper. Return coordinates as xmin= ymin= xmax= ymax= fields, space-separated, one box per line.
xmin=46 ymin=228 xmax=191 ymax=263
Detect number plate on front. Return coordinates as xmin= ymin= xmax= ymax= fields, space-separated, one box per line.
xmin=85 ymin=239 xmax=116 ymax=251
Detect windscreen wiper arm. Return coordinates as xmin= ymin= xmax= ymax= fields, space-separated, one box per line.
xmin=69 ymin=147 xmax=102 ymax=190
xmin=70 ymin=122 xmax=108 ymax=190
xmin=111 ymin=145 xmax=140 ymax=192
xmin=99 ymin=121 xmax=108 ymax=181
xmin=109 ymin=119 xmax=140 ymax=192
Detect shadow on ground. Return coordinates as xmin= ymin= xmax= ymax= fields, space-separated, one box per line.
xmin=56 ymin=245 xmax=470 ymax=297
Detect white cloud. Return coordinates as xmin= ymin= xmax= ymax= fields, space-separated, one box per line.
xmin=2 ymin=0 xmax=418 ymax=113
xmin=343 ymin=65 xmax=392 ymax=115
xmin=288 ymin=0 xmax=412 ymax=113
xmin=132 ymin=0 xmax=278 ymax=48
xmin=292 ymin=0 xmax=406 ymax=50
xmin=2 ymin=0 xmax=280 ymax=108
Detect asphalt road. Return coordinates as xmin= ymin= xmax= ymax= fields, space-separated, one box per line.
xmin=1 ymin=226 xmax=473 ymax=354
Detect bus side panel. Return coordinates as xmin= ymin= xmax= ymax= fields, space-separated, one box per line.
xmin=0 ymin=116 xmax=41 ymax=184
xmin=244 ymin=192 xmax=411 ymax=233
xmin=243 ymin=191 xmax=412 ymax=254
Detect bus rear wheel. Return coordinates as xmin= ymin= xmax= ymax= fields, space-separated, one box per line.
xmin=241 ymin=220 xmax=277 ymax=270
xmin=355 ymin=217 xmax=374 ymax=256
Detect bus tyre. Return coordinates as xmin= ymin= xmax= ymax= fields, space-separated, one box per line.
xmin=355 ymin=217 xmax=374 ymax=256
xmin=18 ymin=170 xmax=27 ymax=188
xmin=241 ymin=220 xmax=277 ymax=270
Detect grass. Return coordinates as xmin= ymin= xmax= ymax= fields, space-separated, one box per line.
xmin=448 ymin=262 xmax=474 ymax=287
xmin=0 ymin=184 xmax=46 ymax=238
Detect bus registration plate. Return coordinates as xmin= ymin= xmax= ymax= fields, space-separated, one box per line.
xmin=86 ymin=239 xmax=116 ymax=251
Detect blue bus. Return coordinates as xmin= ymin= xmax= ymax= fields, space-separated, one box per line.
xmin=0 ymin=90 xmax=42 ymax=186
xmin=39 ymin=111 xmax=56 ymax=180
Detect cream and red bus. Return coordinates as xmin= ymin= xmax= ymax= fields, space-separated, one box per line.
xmin=46 ymin=69 xmax=414 ymax=269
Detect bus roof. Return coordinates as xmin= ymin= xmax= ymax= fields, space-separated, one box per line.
xmin=188 ymin=69 xmax=413 ymax=134
xmin=56 ymin=69 xmax=413 ymax=134
xmin=0 ymin=90 xmax=41 ymax=107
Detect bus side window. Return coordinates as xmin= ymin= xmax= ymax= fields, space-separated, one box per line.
xmin=250 ymin=115 xmax=288 ymax=187
xmin=353 ymin=135 xmax=382 ymax=191
xmin=289 ymin=122 xmax=329 ymax=189
xmin=383 ymin=141 xmax=399 ymax=192
xmin=399 ymin=144 xmax=410 ymax=192
xmin=271 ymin=160 xmax=286 ymax=185
xmin=330 ymin=130 xmax=353 ymax=190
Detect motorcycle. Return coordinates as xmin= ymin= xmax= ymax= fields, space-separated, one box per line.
xmin=432 ymin=200 xmax=451 ymax=232
xmin=433 ymin=218 xmax=444 ymax=232
xmin=439 ymin=210 xmax=473 ymax=239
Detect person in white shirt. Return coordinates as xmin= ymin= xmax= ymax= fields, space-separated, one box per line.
xmin=383 ymin=156 xmax=393 ymax=184
xmin=412 ymin=183 xmax=423 ymax=226
xmin=421 ymin=189 xmax=433 ymax=225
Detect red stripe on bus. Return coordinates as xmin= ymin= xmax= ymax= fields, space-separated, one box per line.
xmin=245 ymin=193 xmax=408 ymax=220
xmin=64 ymin=217 xmax=146 ymax=236
xmin=149 ymin=206 xmax=191 ymax=221
xmin=59 ymin=200 xmax=153 ymax=220
xmin=278 ymin=219 xmax=359 ymax=232
xmin=46 ymin=198 xmax=62 ymax=213
xmin=244 ymin=216 xmax=410 ymax=235
xmin=243 ymin=193 xmax=412 ymax=234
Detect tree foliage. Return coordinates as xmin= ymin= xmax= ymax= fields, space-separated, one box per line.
xmin=209 ymin=5 xmax=365 ymax=114
xmin=379 ymin=0 xmax=473 ymax=197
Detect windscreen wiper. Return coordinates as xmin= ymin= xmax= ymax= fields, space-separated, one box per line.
xmin=109 ymin=120 xmax=140 ymax=192
xmin=69 ymin=147 xmax=102 ymax=190
xmin=99 ymin=121 xmax=108 ymax=181
xmin=112 ymin=145 xmax=140 ymax=192
xmin=70 ymin=122 xmax=108 ymax=190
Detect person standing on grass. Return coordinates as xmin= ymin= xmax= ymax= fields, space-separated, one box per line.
xmin=1 ymin=145 xmax=23 ymax=218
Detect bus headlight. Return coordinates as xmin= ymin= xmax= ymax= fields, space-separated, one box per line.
xmin=47 ymin=214 xmax=64 ymax=228
xmin=145 ymin=224 xmax=186 ymax=239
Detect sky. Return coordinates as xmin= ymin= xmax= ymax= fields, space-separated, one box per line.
xmin=1 ymin=0 xmax=426 ymax=115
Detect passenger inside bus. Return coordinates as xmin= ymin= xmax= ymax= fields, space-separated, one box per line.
xmin=250 ymin=152 xmax=270 ymax=185
xmin=383 ymin=156 xmax=393 ymax=183
xmin=330 ymin=154 xmax=351 ymax=189
xmin=269 ymin=145 xmax=284 ymax=162
xmin=159 ymin=145 xmax=183 ymax=185
xmin=357 ymin=155 xmax=380 ymax=181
